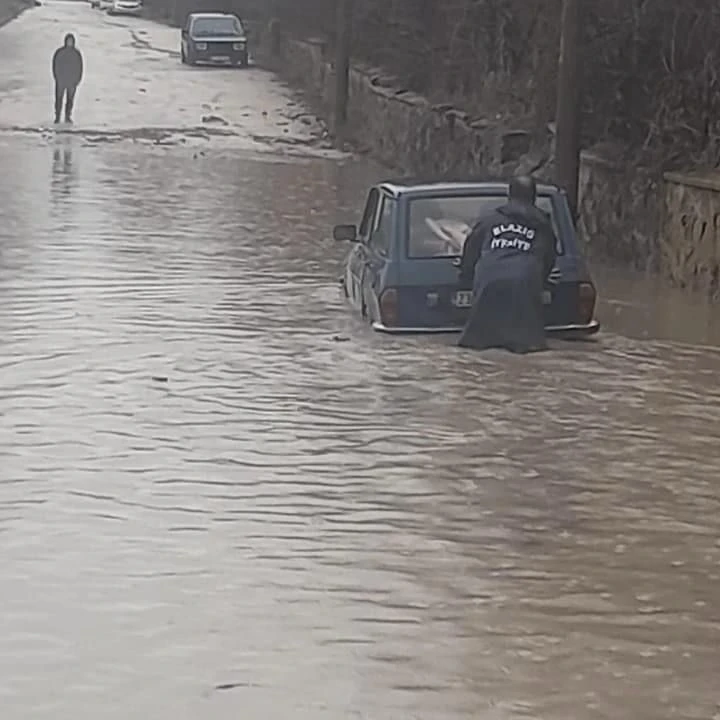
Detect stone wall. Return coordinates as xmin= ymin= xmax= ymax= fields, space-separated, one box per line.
xmin=258 ymin=32 xmax=550 ymax=179
xmin=257 ymin=25 xmax=720 ymax=295
xmin=662 ymin=172 xmax=720 ymax=297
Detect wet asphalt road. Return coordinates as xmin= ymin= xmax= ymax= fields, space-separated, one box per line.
xmin=0 ymin=0 xmax=338 ymax=152
xmin=2 ymin=3 xmax=720 ymax=720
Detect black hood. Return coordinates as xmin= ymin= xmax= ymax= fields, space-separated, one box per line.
xmin=64 ymin=33 xmax=75 ymax=46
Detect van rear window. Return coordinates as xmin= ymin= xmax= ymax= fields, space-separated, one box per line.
xmin=192 ymin=16 xmax=244 ymax=36
xmin=407 ymin=194 xmax=562 ymax=259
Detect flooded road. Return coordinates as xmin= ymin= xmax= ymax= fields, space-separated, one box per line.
xmin=2 ymin=4 xmax=720 ymax=720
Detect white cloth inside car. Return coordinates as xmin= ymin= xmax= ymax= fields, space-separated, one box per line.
xmin=423 ymin=217 xmax=472 ymax=256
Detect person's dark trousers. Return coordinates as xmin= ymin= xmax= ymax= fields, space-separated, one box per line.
xmin=54 ymin=83 xmax=77 ymax=122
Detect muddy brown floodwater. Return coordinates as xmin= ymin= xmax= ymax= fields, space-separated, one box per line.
xmin=1 ymin=129 xmax=720 ymax=720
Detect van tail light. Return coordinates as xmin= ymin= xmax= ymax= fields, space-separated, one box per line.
xmin=379 ymin=288 xmax=399 ymax=327
xmin=578 ymin=282 xmax=596 ymax=324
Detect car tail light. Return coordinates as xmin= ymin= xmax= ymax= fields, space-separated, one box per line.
xmin=379 ymin=288 xmax=399 ymax=327
xmin=578 ymin=282 xmax=596 ymax=324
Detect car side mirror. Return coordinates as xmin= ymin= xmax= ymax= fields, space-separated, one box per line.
xmin=333 ymin=224 xmax=357 ymax=242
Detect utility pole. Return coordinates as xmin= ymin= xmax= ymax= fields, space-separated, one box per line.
xmin=334 ymin=0 xmax=353 ymax=136
xmin=554 ymin=0 xmax=582 ymax=218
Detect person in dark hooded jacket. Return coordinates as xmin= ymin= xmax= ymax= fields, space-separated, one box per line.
xmin=457 ymin=175 xmax=557 ymax=353
xmin=52 ymin=33 xmax=83 ymax=124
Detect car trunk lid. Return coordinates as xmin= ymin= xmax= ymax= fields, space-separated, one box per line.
xmin=394 ymin=257 xmax=594 ymax=330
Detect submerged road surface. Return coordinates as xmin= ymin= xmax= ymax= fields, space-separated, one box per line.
xmin=1 ymin=3 xmax=720 ymax=720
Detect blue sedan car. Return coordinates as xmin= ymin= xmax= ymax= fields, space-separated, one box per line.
xmin=334 ymin=179 xmax=600 ymax=338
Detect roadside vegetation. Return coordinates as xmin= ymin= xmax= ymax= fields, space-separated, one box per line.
xmin=270 ymin=0 xmax=720 ymax=172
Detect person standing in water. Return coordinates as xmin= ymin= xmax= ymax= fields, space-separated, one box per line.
xmin=52 ymin=33 xmax=84 ymax=124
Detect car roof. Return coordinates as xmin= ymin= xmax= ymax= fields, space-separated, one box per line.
xmin=378 ymin=177 xmax=562 ymax=199
xmin=188 ymin=12 xmax=240 ymax=19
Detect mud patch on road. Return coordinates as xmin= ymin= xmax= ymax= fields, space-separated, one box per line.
xmin=0 ymin=123 xmax=350 ymax=159
xmin=249 ymin=132 xmax=335 ymax=151
xmin=0 ymin=124 xmax=236 ymax=144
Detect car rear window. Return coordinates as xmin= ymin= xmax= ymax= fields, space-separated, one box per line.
xmin=406 ymin=194 xmax=563 ymax=259
xmin=192 ymin=16 xmax=244 ymax=36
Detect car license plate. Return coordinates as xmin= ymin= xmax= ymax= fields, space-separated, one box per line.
xmin=452 ymin=290 xmax=473 ymax=308
xmin=211 ymin=55 xmax=229 ymax=62
xmin=453 ymin=290 xmax=550 ymax=307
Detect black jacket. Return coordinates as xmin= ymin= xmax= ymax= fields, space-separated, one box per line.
xmin=52 ymin=45 xmax=84 ymax=88
xmin=458 ymin=200 xmax=557 ymax=288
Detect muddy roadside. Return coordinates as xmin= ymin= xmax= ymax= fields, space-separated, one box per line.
xmin=0 ymin=0 xmax=33 ymax=28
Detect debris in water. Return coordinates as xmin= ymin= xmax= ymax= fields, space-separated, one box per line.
xmin=202 ymin=115 xmax=228 ymax=125
xmin=215 ymin=682 xmax=250 ymax=691
xmin=152 ymin=376 xmax=168 ymax=383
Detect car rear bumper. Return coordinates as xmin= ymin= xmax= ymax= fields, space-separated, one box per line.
xmin=109 ymin=5 xmax=142 ymax=13
xmin=371 ymin=319 xmax=601 ymax=337
xmin=545 ymin=320 xmax=601 ymax=339
xmin=191 ymin=48 xmax=247 ymax=64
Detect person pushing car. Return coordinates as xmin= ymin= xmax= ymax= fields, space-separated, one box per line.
xmin=456 ymin=175 xmax=558 ymax=354
xmin=52 ymin=33 xmax=84 ymax=124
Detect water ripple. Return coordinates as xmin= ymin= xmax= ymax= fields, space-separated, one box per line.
xmin=0 ymin=139 xmax=719 ymax=720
